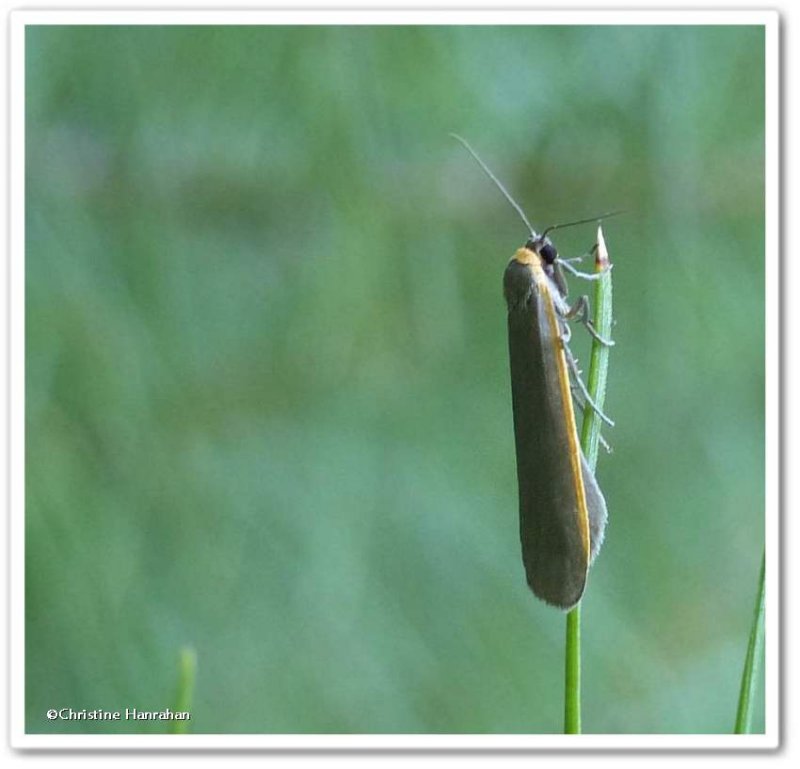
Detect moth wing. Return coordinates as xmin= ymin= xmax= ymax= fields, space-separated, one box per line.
xmin=505 ymin=259 xmax=590 ymax=610
xmin=581 ymin=453 xmax=608 ymax=564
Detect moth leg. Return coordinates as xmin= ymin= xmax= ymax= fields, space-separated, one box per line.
xmin=559 ymin=316 xmax=573 ymax=345
xmin=562 ymin=342 xmax=615 ymax=428
xmin=561 ymin=244 xmax=597 ymax=265
xmin=570 ymin=389 xmax=613 ymax=453
xmin=565 ymin=295 xmax=615 ymax=347
xmin=559 ymin=258 xmax=613 ymax=282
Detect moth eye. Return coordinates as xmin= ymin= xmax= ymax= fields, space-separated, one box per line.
xmin=539 ymin=242 xmax=558 ymax=265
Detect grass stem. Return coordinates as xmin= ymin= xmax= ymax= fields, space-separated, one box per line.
xmin=564 ymin=226 xmax=614 ymax=734
xmin=169 ymin=646 xmax=197 ymax=734
xmin=734 ymin=550 xmax=765 ymax=733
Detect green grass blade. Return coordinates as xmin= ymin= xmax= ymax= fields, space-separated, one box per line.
xmin=169 ymin=646 xmax=197 ymax=735
xmin=565 ymin=226 xmax=614 ymax=734
xmin=579 ymin=227 xmax=614 ymax=470
xmin=734 ymin=551 xmax=765 ymax=733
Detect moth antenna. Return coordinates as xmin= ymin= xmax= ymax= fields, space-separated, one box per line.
xmin=542 ymin=210 xmax=626 ymax=238
xmin=450 ymin=134 xmax=537 ymax=239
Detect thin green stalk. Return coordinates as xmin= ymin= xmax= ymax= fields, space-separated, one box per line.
xmin=169 ymin=646 xmax=197 ymax=734
xmin=734 ymin=551 xmax=765 ymax=733
xmin=579 ymin=228 xmax=615 ymax=469
xmin=564 ymin=227 xmax=614 ymax=734
xmin=564 ymin=605 xmax=582 ymax=733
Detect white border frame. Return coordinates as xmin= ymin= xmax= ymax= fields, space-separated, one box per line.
xmin=8 ymin=8 xmax=780 ymax=751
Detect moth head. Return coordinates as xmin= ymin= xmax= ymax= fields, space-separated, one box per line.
xmin=526 ymin=236 xmax=558 ymax=266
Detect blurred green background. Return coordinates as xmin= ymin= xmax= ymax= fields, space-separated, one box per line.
xmin=25 ymin=24 xmax=766 ymax=734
